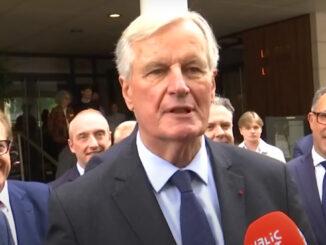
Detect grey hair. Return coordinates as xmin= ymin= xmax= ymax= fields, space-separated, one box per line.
xmin=311 ymin=86 xmax=326 ymax=111
xmin=115 ymin=11 xmax=219 ymax=79
xmin=213 ymin=96 xmax=234 ymax=114
xmin=55 ymin=90 xmax=71 ymax=104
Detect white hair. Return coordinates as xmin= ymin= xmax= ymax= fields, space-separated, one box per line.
xmin=115 ymin=11 xmax=219 ymax=79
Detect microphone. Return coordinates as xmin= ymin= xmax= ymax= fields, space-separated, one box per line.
xmin=244 ymin=211 xmax=305 ymax=245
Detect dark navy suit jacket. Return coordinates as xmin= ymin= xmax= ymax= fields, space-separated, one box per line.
xmin=47 ymin=131 xmax=317 ymax=245
xmin=8 ymin=180 xmax=50 ymax=245
xmin=288 ymin=153 xmax=326 ymax=245
xmin=50 ymin=166 xmax=80 ymax=189
xmin=292 ymin=134 xmax=313 ymax=159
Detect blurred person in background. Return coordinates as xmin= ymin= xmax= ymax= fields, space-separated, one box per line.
xmin=238 ymin=111 xmax=286 ymax=162
xmin=50 ymin=109 xmax=111 ymax=189
xmin=74 ymin=84 xmax=99 ymax=113
xmin=113 ymin=120 xmax=137 ymax=144
xmin=48 ymin=90 xmax=74 ymax=160
xmin=205 ymin=96 xmax=234 ymax=144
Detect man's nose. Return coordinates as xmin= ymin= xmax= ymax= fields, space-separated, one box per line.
xmin=214 ymin=125 xmax=224 ymax=138
xmin=88 ymin=135 xmax=99 ymax=148
xmin=167 ymin=65 xmax=190 ymax=97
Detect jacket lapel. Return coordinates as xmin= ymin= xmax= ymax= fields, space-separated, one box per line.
xmin=66 ymin=166 xmax=80 ymax=182
xmin=294 ymin=154 xmax=326 ymax=238
xmin=105 ymin=136 xmax=175 ymax=245
xmin=8 ymin=181 xmax=39 ymax=245
xmin=206 ymin=140 xmax=246 ymax=244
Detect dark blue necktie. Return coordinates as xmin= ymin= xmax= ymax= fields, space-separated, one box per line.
xmin=170 ymin=170 xmax=215 ymax=245
xmin=321 ymin=161 xmax=326 ymax=218
xmin=0 ymin=210 xmax=14 ymax=245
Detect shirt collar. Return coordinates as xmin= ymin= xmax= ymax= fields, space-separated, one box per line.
xmin=311 ymin=146 xmax=326 ymax=167
xmin=0 ymin=181 xmax=11 ymax=210
xmin=137 ymin=132 xmax=209 ymax=193
xmin=241 ymin=139 xmax=267 ymax=154
xmin=76 ymin=162 xmax=85 ymax=176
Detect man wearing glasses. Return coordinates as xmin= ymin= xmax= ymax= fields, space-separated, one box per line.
xmin=288 ymin=86 xmax=326 ymax=244
xmin=0 ymin=111 xmax=50 ymax=245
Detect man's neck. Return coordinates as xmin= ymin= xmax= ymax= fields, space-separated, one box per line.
xmin=244 ymin=140 xmax=259 ymax=151
xmin=81 ymin=97 xmax=91 ymax=103
xmin=139 ymin=133 xmax=202 ymax=168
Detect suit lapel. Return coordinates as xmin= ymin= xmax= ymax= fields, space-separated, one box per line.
xmin=294 ymin=154 xmax=326 ymax=235
xmin=66 ymin=166 xmax=80 ymax=182
xmin=206 ymin=140 xmax=246 ymax=244
xmin=105 ymin=136 xmax=175 ymax=245
xmin=8 ymin=181 xmax=39 ymax=245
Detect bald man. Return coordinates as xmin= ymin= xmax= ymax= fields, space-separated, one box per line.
xmin=50 ymin=109 xmax=112 ymax=189
xmin=113 ymin=120 xmax=137 ymax=144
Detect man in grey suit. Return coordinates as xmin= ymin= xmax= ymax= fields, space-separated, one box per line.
xmin=47 ymin=11 xmax=315 ymax=244
xmin=288 ymin=87 xmax=326 ymax=244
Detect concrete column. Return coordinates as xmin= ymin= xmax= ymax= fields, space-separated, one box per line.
xmin=310 ymin=12 xmax=326 ymax=89
xmin=140 ymin=0 xmax=188 ymax=15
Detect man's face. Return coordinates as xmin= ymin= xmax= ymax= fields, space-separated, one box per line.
xmin=205 ymin=105 xmax=234 ymax=144
xmin=120 ymin=20 xmax=216 ymax=148
xmin=309 ymin=94 xmax=326 ymax=157
xmin=239 ymin=122 xmax=262 ymax=144
xmin=68 ymin=113 xmax=111 ymax=166
xmin=81 ymin=88 xmax=93 ymax=100
xmin=0 ymin=123 xmax=10 ymax=191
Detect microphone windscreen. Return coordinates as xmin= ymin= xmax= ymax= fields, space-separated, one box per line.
xmin=244 ymin=211 xmax=305 ymax=245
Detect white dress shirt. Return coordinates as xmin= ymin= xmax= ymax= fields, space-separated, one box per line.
xmin=76 ymin=162 xmax=85 ymax=176
xmin=137 ymin=132 xmax=224 ymax=245
xmin=311 ymin=146 xmax=326 ymax=201
xmin=0 ymin=181 xmax=18 ymax=245
xmin=239 ymin=139 xmax=286 ymax=162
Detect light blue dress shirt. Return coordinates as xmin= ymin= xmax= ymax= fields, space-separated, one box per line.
xmin=136 ymin=132 xmax=224 ymax=245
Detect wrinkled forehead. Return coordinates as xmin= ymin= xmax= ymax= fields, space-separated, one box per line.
xmin=69 ymin=114 xmax=109 ymax=136
xmin=210 ymin=105 xmax=232 ymax=117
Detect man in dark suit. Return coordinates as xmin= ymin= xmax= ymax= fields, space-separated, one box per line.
xmin=288 ymin=87 xmax=326 ymax=244
xmin=0 ymin=111 xmax=49 ymax=245
xmin=47 ymin=11 xmax=316 ymax=244
xmin=50 ymin=109 xmax=112 ymax=189
xmin=292 ymin=134 xmax=313 ymax=158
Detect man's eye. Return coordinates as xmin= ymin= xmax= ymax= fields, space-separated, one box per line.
xmin=78 ymin=134 xmax=88 ymax=140
xmin=95 ymin=131 xmax=105 ymax=138
xmin=320 ymin=113 xmax=326 ymax=119
xmin=147 ymin=68 xmax=166 ymax=77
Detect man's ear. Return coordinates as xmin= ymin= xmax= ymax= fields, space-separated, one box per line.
xmin=119 ymin=76 xmax=134 ymax=111
xmin=68 ymin=139 xmax=75 ymax=154
xmin=210 ymin=69 xmax=217 ymax=102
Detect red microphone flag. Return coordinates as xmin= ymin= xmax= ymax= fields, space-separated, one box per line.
xmin=244 ymin=211 xmax=305 ymax=245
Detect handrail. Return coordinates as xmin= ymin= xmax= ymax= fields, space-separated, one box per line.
xmin=16 ymin=135 xmax=25 ymax=181
xmin=17 ymin=133 xmax=58 ymax=167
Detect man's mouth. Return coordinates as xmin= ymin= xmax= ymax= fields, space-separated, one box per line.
xmin=169 ymin=106 xmax=192 ymax=114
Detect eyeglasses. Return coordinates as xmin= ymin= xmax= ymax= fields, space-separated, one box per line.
xmin=312 ymin=111 xmax=326 ymax=125
xmin=0 ymin=140 xmax=11 ymax=156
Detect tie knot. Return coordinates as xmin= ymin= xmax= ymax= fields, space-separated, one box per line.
xmin=170 ymin=170 xmax=193 ymax=193
xmin=321 ymin=161 xmax=326 ymax=169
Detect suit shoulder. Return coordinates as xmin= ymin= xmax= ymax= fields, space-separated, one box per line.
xmin=8 ymin=180 xmax=50 ymax=204
xmin=287 ymin=155 xmax=305 ymax=168
xmin=208 ymin=141 xmax=285 ymax=173
xmin=9 ymin=180 xmax=49 ymax=192
xmin=49 ymin=167 xmax=78 ymax=189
